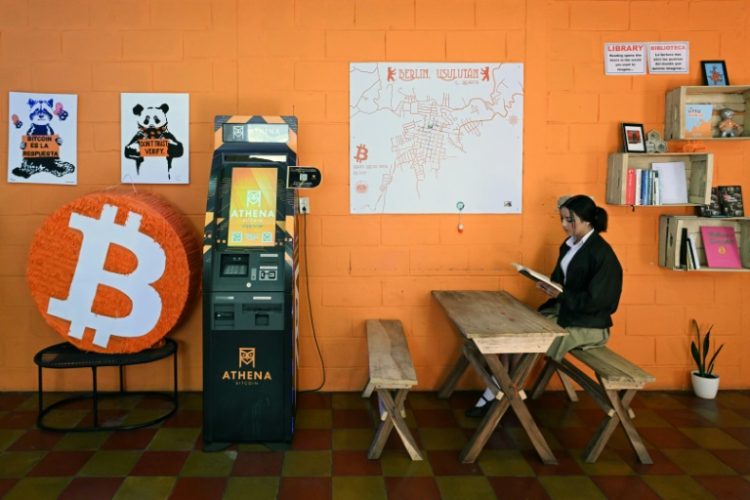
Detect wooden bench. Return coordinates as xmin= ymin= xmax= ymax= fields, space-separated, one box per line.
xmin=530 ymin=346 xmax=655 ymax=464
xmin=361 ymin=319 xmax=423 ymax=461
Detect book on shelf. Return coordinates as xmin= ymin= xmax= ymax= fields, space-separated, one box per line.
xmin=700 ymin=226 xmax=742 ymax=268
xmin=696 ymin=187 xmax=724 ymax=217
xmin=652 ymin=161 xmax=688 ymax=204
xmin=625 ymin=168 xmax=636 ymax=205
xmin=634 ymin=169 xmax=642 ymax=206
xmin=511 ymin=263 xmax=563 ymax=293
xmin=718 ymin=185 xmax=744 ymax=217
xmin=679 ymin=227 xmax=689 ymax=268
xmin=687 ymin=233 xmax=701 ymax=270
xmin=640 ymin=168 xmax=651 ymax=205
xmin=684 ymin=103 xmax=714 ymax=139
xmin=652 ymin=170 xmax=661 ymax=205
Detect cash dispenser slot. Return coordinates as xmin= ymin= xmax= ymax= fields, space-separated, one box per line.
xmin=211 ymin=293 xmax=284 ymax=331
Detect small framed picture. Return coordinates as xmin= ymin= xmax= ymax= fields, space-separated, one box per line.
xmin=622 ymin=123 xmax=646 ymax=153
xmin=701 ymin=60 xmax=729 ymax=86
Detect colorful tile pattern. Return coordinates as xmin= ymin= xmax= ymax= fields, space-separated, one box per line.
xmin=0 ymin=391 xmax=748 ymax=498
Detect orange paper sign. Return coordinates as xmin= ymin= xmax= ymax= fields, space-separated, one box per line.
xmin=22 ymin=134 xmax=60 ymax=158
xmin=139 ymin=138 xmax=169 ymax=157
xmin=27 ymin=192 xmax=201 ymax=353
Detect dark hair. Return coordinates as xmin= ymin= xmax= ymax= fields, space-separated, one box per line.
xmin=561 ymin=195 xmax=608 ymax=232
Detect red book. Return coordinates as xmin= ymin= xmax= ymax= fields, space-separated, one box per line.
xmin=700 ymin=226 xmax=742 ymax=268
xmin=625 ymin=168 xmax=636 ymax=205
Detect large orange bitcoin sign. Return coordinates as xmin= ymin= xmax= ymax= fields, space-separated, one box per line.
xmin=27 ymin=191 xmax=201 ymax=353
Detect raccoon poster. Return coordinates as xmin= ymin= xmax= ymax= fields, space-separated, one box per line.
xmin=120 ymin=93 xmax=190 ymax=184
xmin=7 ymin=92 xmax=78 ymax=185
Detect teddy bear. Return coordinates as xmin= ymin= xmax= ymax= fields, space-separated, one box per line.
xmin=124 ymin=103 xmax=184 ymax=178
xmin=718 ymin=108 xmax=743 ymax=138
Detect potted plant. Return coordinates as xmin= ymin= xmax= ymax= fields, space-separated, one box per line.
xmin=690 ymin=319 xmax=724 ymax=399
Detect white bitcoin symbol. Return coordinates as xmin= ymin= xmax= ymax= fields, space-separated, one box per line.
xmin=47 ymin=203 xmax=166 ymax=348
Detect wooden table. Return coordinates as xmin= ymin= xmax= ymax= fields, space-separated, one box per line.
xmin=433 ymin=290 xmax=567 ymax=464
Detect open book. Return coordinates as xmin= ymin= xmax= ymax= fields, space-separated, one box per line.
xmin=512 ymin=263 xmax=563 ymax=293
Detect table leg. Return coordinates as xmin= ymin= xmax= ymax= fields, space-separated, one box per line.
xmin=463 ymin=342 xmax=502 ymax=399
xmin=437 ymin=350 xmax=470 ymax=399
xmin=462 ymin=353 xmax=557 ymax=465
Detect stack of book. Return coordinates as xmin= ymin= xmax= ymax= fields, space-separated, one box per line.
xmin=626 ymin=161 xmax=688 ymax=206
xmin=696 ymin=185 xmax=744 ymax=217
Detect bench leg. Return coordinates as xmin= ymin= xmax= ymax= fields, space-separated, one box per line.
xmin=558 ymin=359 xmax=614 ymax=416
xmin=531 ymin=358 xmax=580 ymax=402
xmin=530 ymin=358 xmax=556 ymax=400
xmin=584 ymin=386 xmax=652 ymax=464
xmin=368 ymin=389 xmax=422 ymax=461
xmin=558 ymin=371 xmax=579 ymax=402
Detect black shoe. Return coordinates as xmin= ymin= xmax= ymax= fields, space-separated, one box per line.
xmin=464 ymin=404 xmax=490 ymax=418
xmin=465 ymin=394 xmax=492 ymax=418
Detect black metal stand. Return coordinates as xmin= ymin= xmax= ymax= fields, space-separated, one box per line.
xmin=34 ymin=338 xmax=178 ymax=432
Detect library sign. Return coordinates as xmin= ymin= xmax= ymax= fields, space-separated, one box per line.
xmin=27 ymin=192 xmax=201 ymax=353
xmin=605 ymin=41 xmax=688 ymax=75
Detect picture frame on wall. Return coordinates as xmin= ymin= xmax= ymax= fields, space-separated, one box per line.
xmin=701 ymin=60 xmax=729 ymax=86
xmin=622 ymin=123 xmax=646 ymax=153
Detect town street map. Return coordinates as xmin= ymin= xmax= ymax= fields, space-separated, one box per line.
xmin=350 ymin=63 xmax=523 ymax=214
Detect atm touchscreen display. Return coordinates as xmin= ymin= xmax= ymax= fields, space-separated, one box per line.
xmin=227 ymin=167 xmax=278 ymax=247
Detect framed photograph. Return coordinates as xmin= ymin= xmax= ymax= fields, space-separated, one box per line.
xmin=701 ymin=60 xmax=729 ymax=86
xmin=622 ymin=123 xmax=646 ymax=153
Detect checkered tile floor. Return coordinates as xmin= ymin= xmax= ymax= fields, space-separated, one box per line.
xmin=0 ymin=390 xmax=749 ymax=499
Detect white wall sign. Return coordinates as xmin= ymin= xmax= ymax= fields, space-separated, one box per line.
xmin=121 ymin=93 xmax=190 ymax=184
xmin=7 ymin=92 xmax=78 ymax=185
xmin=648 ymin=42 xmax=689 ymax=74
xmin=604 ymin=43 xmax=647 ymax=75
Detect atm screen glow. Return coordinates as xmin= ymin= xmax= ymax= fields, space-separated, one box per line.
xmin=227 ymin=168 xmax=277 ymax=247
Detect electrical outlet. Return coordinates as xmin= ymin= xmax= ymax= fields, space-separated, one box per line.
xmin=299 ymin=197 xmax=310 ymax=214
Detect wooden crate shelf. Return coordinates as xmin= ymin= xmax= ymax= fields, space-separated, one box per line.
xmin=658 ymin=215 xmax=750 ymax=272
xmin=665 ymin=85 xmax=750 ymax=140
xmin=606 ymin=153 xmax=713 ymax=206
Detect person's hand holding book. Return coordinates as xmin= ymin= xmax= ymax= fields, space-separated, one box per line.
xmin=536 ymin=281 xmax=561 ymax=298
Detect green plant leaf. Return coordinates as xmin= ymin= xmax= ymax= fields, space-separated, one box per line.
xmin=706 ymin=344 xmax=724 ymax=375
xmin=702 ymin=329 xmax=711 ymax=367
xmin=691 ymin=341 xmax=703 ymax=375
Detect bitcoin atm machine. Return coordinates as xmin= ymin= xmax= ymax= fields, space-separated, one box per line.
xmin=202 ymin=115 xmax=320 ymax=449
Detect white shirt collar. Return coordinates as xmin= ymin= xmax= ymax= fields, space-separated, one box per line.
xmin=565 ymin=228 xmax=595 ymax=249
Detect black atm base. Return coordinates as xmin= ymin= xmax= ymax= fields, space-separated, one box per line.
xmin=202 ymin=329 xmax=294 ymax=446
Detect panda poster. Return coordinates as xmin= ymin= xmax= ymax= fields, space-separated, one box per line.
xmin=7 ymin=92 xmax=78 ymax=185
xmin=120 ymin=93 xmax=189 ymax=184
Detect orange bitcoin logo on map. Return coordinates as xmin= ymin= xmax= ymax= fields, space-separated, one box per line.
xmin=27 ymin=192 xmax=201 ymax=353
xmin=353 ymin=144 xmax=368 ymax=163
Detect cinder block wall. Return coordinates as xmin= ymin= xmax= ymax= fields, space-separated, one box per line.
xmin=1 ymin=0 xmax=748 ymax=391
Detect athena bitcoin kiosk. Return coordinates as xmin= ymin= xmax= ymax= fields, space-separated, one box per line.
xmin=203 ymin=115 xmax=315 ymax=449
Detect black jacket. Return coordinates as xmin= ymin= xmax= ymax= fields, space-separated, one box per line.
xmin=539 ymin=232 xmax=622 ymax=329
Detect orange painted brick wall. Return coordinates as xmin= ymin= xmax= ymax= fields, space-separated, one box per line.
xmin=1 ymin=0 xmax=749 ymax=392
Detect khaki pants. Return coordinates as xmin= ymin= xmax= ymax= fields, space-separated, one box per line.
xmin=540 ymin=305 xmax=610 ymax=361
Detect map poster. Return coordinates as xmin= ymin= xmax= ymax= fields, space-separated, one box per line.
xmin=350 ymin=63 xmax=524 ymax=214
